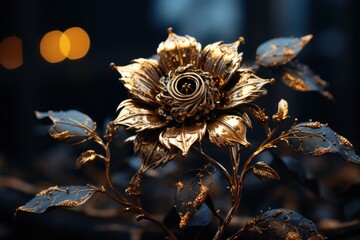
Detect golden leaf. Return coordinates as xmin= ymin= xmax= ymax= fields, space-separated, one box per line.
xmin=76 ymin=150 xmax=97 ymax=169
xmin=252 ymin=162 xmax=280 ymax=181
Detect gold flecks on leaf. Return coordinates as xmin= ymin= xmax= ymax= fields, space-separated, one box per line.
xmin=200 ymin=39 xmax=243 ymax=87
xmin=15 ymin=185 xmax=99 ymax=214
xmin=300 ymin=121 xmax=322 ymax=129
xmin=285 ymin=231 xmax=302 ymax=240
xmin=157 ymin=28 xmax=201 ymax=72
xmin=208 ymin=114 xmax=251 ymax=147
xmin=286 ymin=122 xmax=360 ymax=164
xmin=220 ymin=69 xmax=272 ymax=109
xmin=56 ymin=200 xmax=79 ymax=207
xmin=175 ymin=164 xmax=214 ymax=229
xmin=115 ymin=99 xmax=168 ymax=132
xmin=307 ymin=235 xmax=326 ymax=240
xmin=176 ymin=181 xmax=184 ymax=191
xmin=35 ymin=110 xmax=96 ymax=145
xmin=338 ymin=134 xmax=353 ymax=149
xmin=312 ymin=146 xmax=332 ymax=156
xmin=272 ymin=99 xmax=289 ymax=123
xmin=252 ymin=208 xmax=324 ymax=239
xmin=112 ymin=58 xmax=162 ymax=105
xmin=193 ymin=184 xmax=209 ymax=209
xmin=159 ymin=122 xmax=207 ymax=156
xmin=76 ymin=150 xmax=99 ymax=169
xmin=256 ymin=34 xmax=313 ymax=67
xmin=134 ymin=130 xmax=178 ymax=169
xmin=252 ymin=162 xmax=280 ymax=181
xmin=280 ymin=62 xmax=333 ymax=101
xmin=179 ymin=212 xmax=191 ymax=229
xmin=50 ymin=131 xmax=71 ymax=141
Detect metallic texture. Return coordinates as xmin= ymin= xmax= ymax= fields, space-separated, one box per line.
xmin=113 ymin=27 xmax=271 ymax=161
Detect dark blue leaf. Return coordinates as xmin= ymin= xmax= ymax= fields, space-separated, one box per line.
xmin=35 ymin=110 xmax=96 ymax=144
xmin=187 ymin=204 xmax=212 ymax=227
xmin=16 ymin=185 xmax=100 ymax=214
xmin=286 ymin=122 xmax=360 ymax=164
xmin=175 ymin=164 xmax=215 ymax=228
xmin=163 ymin=204 xmax=213 ymax=232
xmin=256 ymin=35 xmax=312 ymax=67
xmin=279 ymin=62 xmax=333 ymax=100
xmin=251 ymin=208 xmax=325 ymax=239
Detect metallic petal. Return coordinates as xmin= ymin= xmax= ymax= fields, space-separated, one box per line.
xmin=157 ymin=28 xmax=201 ymax=72
xmin=134 ymin=131 xmax=178 ymax=170
xmin=114 ymin=99 xmax=168 ymax=131
xmin=159 ymin=122 xmax=207 ymax=156
xmin=220 ymin=69 xmax=273 ymax=109
xmin=200 ymin=38 xmax=244 ymax=88
xmin=207 ymin=114 xmax=251 ymax=147
xmin=113 ymin=58 xmax=162 ymax=105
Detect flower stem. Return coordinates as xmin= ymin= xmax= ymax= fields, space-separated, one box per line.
xmin=190 ymin=146 xmax=232 ymax=189
xmin=214 ymin=125 xmax=282 ymax=239
xmin=102 ymin=190 xmax=177 ymax=240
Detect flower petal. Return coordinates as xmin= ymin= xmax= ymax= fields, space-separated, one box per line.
xmin=112 ymin=58 xmax=162 ymax=105
xmin=134 ymin=131 xmax=178 ymax=170
xmin=200 ymin=38 xmax=244 ymax=88
xmin=157 ymin=28 xmax=201 ymax=72
xmin=114 ymin=99 xmax=168 ymax=131
xmin=207 ymin=114 xmax=251 ymax=147
xmin=159 ymin=122 xmax=207 ymax=156
xmin=220 ymin=69 xmax=273 ymax=109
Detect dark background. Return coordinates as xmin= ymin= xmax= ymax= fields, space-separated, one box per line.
xmin=1 ymin=0 xmax=359 ymax=239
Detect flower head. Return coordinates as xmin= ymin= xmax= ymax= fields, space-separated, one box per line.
xmin=112 ymin=28 xmax=271 ymax=167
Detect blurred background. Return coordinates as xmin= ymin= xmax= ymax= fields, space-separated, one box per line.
xmin=1 ymin=0 xmax=359 ymax=239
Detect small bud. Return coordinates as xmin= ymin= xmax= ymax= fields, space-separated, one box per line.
xmin=273 ymin=99 xmax=289 ymax=123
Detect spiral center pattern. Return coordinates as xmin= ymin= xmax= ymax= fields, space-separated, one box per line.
xmin=156 ymin=66 xmax=220 ymax=122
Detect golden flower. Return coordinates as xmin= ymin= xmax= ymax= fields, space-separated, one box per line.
xmin=112 ymin=28 xmax=271 ymax=168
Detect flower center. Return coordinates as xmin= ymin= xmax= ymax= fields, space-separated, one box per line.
xmin=169 ymin=73 xmax=204 ymax=102
xmin=176 ymin=77 xmax=196 ymax=95
xmin=156 ymin=65 xmax=220 ymax=123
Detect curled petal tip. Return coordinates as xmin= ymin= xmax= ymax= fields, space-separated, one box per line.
xmin=109 ymin=62 xmax=117 ymax=70
xmin=238 ymin=37 xmax=245 ymax=44
xmin=167 ymin=27 xmax=174 ymax=35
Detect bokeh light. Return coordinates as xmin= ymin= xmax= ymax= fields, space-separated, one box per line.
xmin=40 ymin=30 xmax=67 ymax=63
xmin=0 ymin=36 xmax=23 ymax=69
xmin=40 ymin=27 xmax=90 ymax=63
xmin=59 ymin=33 xmax=70 ymax=57
xmin=63 ymin=27 xmax=90 ymax=60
